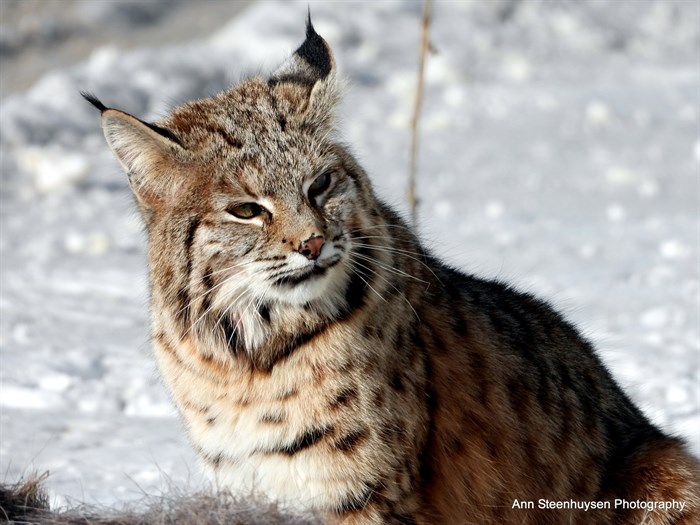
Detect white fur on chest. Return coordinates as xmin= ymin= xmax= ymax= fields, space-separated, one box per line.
xmin=160 ymin=339 xmax=364 ymax=512
xmin=208 ymin=442 xmax=347 ymax=510
xmin=191 ymin=392 xmax=354 ymax=511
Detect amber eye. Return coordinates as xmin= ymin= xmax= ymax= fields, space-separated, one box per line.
xmin=228 ymin=202 xmax=264 ymax=219
xmin=308 ymin=172 xmax=332 ymax=199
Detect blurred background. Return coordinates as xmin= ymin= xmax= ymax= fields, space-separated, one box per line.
xmin=1 ymin=0 xmax=698 ymax=509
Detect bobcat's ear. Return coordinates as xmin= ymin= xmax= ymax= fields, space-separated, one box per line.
xmin=82 ymin=93 xmax=186 ymax=209
xmin=271 ymin=13 xmax=334 ymax=85
xmin=269 ymin=14 xmax=339 ymax=127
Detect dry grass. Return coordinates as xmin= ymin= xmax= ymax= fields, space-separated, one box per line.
xmin=0 ymin=475 xmax=321 ymax=525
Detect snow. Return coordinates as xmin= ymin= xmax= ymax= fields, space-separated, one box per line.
xmin=1 ymin=0 xmax=698 ymax=509
xmin=15 ymin=146 xmax=90 ymax=193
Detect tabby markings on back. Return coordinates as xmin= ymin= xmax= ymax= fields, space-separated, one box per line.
xmin=85 ymin=17 xmax=700 ymax=525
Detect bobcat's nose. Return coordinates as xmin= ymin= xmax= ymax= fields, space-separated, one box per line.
xmin=298 ymin=235 xmax=325 ymax=260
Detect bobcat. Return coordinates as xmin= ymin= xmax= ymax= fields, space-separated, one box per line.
xmin=84 ymin=17 xmax=699 ymax=525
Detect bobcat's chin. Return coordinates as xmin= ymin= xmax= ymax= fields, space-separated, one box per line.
xmin=265 ymin=237 xmax=351 ymax=307
xmin=270 ymin=262 xmax=350 ymax=309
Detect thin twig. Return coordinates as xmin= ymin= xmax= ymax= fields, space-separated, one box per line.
xmin=407 ymin=0 xmax=432 ymax=228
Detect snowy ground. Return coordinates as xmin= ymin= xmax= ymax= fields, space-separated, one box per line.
xmin=1 ymin=0 xmax=698 ymax=509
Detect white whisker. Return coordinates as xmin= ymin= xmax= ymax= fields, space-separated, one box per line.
xmin=174 ymin=264 xmax=255 ymax=318
xmin=348 ymin=255 xmax=420 ymax=320
xmin=215 ymin=286 xmax=254 ymax=343
xmin=204 ymin=259 xmax=266 ymax=278
xmin=351 ymin=236 xmax=428 ymax=257
xmin=351 ymin=241 xmax=442 ymax=284
xmin=351 ymin=249 xmax=430 ymax=285
xmin=350 ymin=223 xmax=416 ymax=235
xmin=345 ymin=259 xmax=388 ymax=304
xmin=179 ymin=274 xmax=252 ymax=345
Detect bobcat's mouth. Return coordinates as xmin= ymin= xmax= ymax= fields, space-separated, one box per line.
xmin=273 ymin=256 xmax=342 ymax=287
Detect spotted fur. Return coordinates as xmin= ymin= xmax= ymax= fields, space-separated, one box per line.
xmin=87 ymin=18 xmax=700 ymax=525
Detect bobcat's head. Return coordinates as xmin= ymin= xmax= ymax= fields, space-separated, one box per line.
xmin=85 ymin=18 xmax=384 ymax=363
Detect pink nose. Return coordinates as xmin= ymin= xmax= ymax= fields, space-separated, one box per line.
xmin=298 ymin=235 xmax=325 ymax=260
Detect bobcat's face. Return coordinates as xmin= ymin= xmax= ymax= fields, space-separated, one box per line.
xmin=88 ymin=26 xmax=379 ymax=353
xmin=180 ymin=106 xmax=362 ymax=313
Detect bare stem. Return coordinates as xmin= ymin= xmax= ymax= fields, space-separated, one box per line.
xmin=408 ymin=0 xmax=432 ymax=228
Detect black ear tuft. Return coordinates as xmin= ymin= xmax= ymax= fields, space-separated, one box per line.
xmin=305 ymin=7 xmax=314 ymax=38
xmin=80 ymin=91 xmax=107 ymax=113
xmin=295 ymin=11 xmax=331 ymax=78
xmin=269 ymin=11 xmax=336 ymax=96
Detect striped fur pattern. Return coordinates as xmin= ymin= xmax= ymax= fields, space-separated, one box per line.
xmin=87 ymin=19 xmax=700 ymax=525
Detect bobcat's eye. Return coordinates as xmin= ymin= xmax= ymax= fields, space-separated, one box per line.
xmin=228 ymin=203 xmax=264 ymax=219
xmin=308 ymin=172 xmax=332 ymax=199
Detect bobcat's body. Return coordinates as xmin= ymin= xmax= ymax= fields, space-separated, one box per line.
xmin=87 ymin=19 xmax=699 ymax=525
